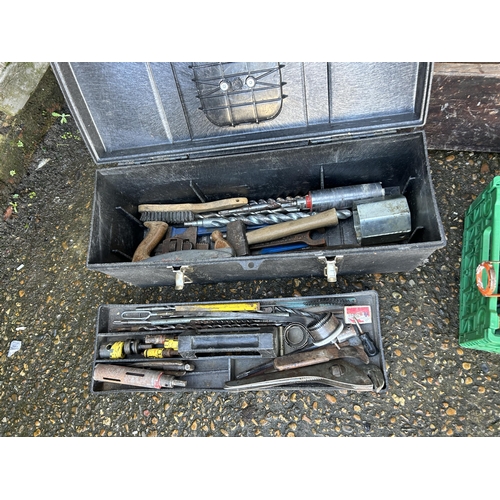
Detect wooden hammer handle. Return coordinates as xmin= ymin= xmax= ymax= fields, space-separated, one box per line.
xmin=138 ymin=197 xmax=248 ymax=214
xmin=246 ymin=208 xmax=339 ymax=246
xmin=132 ymin=221 xmax=169 ymax=262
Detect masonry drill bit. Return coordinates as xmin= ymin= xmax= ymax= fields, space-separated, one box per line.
xmin=217 ymin=183 xmax=385 ymax=216
xmin=218 ymin=199 xmax=300 ymax=216
xmin=185 ymin=210 xmax=352 ymax=228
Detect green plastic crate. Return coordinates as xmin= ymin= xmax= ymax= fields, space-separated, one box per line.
xmin=459 ymin=176 xmax=500 ymax=353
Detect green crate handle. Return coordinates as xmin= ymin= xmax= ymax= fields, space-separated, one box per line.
xmin=476 ymin=261 xmax=500 ymax=297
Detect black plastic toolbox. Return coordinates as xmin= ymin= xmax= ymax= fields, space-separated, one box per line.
xmin=51 ymin=62 xmax=446 ymax=394
xmin=51 ymin=62 xmax=446 ymax=289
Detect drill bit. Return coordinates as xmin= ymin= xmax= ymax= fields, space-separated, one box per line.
xmin=185 ymin=210 xmax=352 ymax=228
xmin=217 ymin=183 xmax=385 ymax=216
xmin=218 ymin=198 xmax=300 ymax=216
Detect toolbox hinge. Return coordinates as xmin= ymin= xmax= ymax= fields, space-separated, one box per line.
xmin=166 ymin=265 xmax=193 ymax=290
xmin=318 ymin=256 xmax=344 ymax=283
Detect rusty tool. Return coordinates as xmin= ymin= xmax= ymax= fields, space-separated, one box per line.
xmin=274 ymin=343 xmax=369 ymax=369
xmin=226 ymin=220 xmax=250 ymax=256
xmin=94 ymin=364 xmax=187 ymax=389
xmin=132 ymin=221 xmax=169 ymax=262
xmin=211 ymin=230 xmax=233 ymax=251
xmin=235 ymin=343 xmax=369 ymax=380
xmin=154 ymin=227 xmax=198 ymax=255
xmin=225 ymin=359 xmax=385 ymax=392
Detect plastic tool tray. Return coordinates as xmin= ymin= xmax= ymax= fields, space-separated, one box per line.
xmin=91 ymin=292 xmax=388 ymax=393
xmin=460 ymin=176 xmax=500 ymax=353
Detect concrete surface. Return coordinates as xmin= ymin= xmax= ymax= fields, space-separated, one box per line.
xmin=1 ymin=68 xmax=500 ymax=442
xmin=0 ymin=62 xmax=49 ymax=115
xmin=0 ymin=67 xmax=65 ymax=201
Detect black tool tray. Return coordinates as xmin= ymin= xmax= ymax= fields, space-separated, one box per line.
xmin=51 ymin=62 xmax=446 ymax=289
xmin=91 ymin=292 xmax=387 ymax=393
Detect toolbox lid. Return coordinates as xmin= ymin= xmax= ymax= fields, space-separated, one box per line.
xmin=51 ymin=62 xmax=432 ymax=165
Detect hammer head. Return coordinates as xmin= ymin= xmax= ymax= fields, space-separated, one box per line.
xmin=226 ymin=220 xmax=249 ymax=256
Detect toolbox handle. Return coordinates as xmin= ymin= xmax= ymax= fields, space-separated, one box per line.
xmin=476 ymin=261 xmax=500 ymax=297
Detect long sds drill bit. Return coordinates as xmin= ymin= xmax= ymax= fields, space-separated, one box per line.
xmin=185 ymin=210 xmax=352 ymax=228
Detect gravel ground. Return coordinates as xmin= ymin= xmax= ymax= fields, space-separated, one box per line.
xmin=1 ymin=100 xmax=500 ymax=440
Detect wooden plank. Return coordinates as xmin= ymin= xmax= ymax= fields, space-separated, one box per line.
xmin=425 ymin=62 xmax=500 ymax=152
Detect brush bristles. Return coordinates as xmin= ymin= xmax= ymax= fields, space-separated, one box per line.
xmin=140 ymin=210 xmax=195 ymax=223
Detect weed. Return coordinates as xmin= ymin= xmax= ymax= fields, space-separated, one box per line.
xmin=52 ymin=112 xmax=70 ymax=124
xmin=28 ymin=192 xmax=36 ymax=199
xmin=17 ymin=140 xmax=24 ymax=147
xmin=9 ymin=201 xmax=18 ymax=213
xmin=9 ymin=170 xmax=16 ymax=176
xmin=61 ymin=132 xmax=81 ymax=140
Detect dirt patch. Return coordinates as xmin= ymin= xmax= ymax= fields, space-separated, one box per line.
xmin=0 ymin=67 xmax=66 ymax=206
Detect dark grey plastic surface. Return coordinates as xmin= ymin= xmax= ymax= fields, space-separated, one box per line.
xmin=51 ymin=62 xmax=432 ymax=164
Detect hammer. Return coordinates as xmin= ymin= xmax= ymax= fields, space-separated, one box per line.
xmin=246 ymin=208 xmax=340 ymax=246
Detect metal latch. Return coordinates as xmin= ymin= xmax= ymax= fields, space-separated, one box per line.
xmin=318 ymin=256 xmax=343 ymax=283
xmin=167 ymin=266 xmax=193 ymax=290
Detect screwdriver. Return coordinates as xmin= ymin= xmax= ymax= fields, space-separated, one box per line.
xmin=352 ymin=317 xmax=379 ymax=357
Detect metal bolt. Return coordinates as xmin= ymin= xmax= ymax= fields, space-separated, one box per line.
xmin=219 ymin=80 xmax=231 ymax=92
xmin=246 ymin=76 xmax=256 ymax=88
xmin=331 ymin=365 xmax=344 ymax=377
